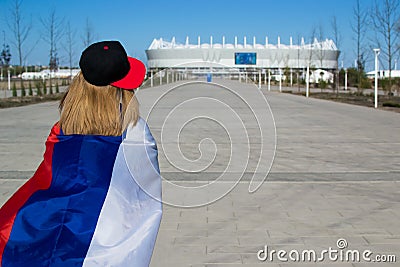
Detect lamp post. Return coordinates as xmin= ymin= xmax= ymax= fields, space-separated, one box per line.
xmin=344 ymin=68 xmax=348 ymax=90
xmin=373 ymin=48 xmax=380 ymax=109
xmin=7 ymin=68 xmax=11 ymax=91
xmin=306 ymin=65 xmax=310 ymax=98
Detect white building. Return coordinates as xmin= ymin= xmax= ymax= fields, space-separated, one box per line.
xmin=366 ymin=70 xmax=400 ymax=79
xmin=20 ymin=69 xmax=80 ymax=80
xmin=310 ymin=69 xmax=334 ymax=83
xmin=146 ymin=36 xmax=340 ymax=75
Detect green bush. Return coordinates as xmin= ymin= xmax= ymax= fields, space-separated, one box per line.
xmin=29 ymin=82 xmax=33 ymax=96
xmin=12 ymin=82 xmax=17 ymax=97
xmin=36 ymin=82 xmax=42 ymax=96
xmin=20 ymin=81 xmax=26 ymax=97
xmin=382 ymin=102 xmax=400 ymax=108
xmin=319 ymin=80 xmax=327 ymax=89
xmin=361 ymin=79 xmax=372 ymax=89
xmin=49 ymin=83 xmax=53 ymax=95
xmin=43 ymin=81 xmax=47 ymax=95
xmin=380 ymin=78 xmax=397 ymax=91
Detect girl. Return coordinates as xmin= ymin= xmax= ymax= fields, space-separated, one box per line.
xmin=0 ymin=41 xmax=162 ymax=267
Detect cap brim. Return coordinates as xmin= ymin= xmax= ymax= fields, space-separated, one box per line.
xmin=111 ymin=57 xmax=146 ymax=90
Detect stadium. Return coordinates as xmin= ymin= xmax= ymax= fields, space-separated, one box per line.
xmin=145 ymin=36 xmax=340 ymax=80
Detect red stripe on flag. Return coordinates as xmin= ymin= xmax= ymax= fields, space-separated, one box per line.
xmin=0 ymin=123 xmax=60 ymax=266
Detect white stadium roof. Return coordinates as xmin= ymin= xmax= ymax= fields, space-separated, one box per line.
xmin=146 ymin=36 xmax=340 ymax=70
xmin=148 ymin=36 xmax=338 ymax=51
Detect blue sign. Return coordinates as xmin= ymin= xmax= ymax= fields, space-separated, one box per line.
xmin=235 ymin=53 xmax=257 ymax=65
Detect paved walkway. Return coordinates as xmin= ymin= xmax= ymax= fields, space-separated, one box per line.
xmin=0 ymin=79 xmax=399 ymax=266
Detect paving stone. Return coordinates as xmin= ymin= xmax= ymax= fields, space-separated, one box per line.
xmin=1 ymin=80 xmax=399 ymax=266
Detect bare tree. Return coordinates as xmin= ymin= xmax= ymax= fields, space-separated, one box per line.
xmin=296 ymin=34 xmax=302 ymax=91
xmin=352 ymin=0 xmax=369 ymax=90
xmin=41 ymin=9 xmax=64 ymax=93
xmin=331 ymin=16 xmax=342 ymax=59
xmin=371 ymin=0 xmax=400 ymax=94
xmin=82 ymin=18 xmax=96 ymax=47
xmin=316 ymin=23 xmax=326 ymax=69
xmin=314 ymin=24 xmax=327 ymax=91
xmin=63 ymin=21 xmax=77 ymax=78
xmin=331 ymin=15 xmax=342 ymax=93
xmin=41 ymin=9 xmax=64 ymax=71
xmin=7 ymin=0 xmax=33 ymax=66
xmin=307 ymin=26 xmax=317 ymax=70
xmin=307 ymin=26 xmax=317 ymax=81
xmin=1 ymin=42 xmax=12 ymax=68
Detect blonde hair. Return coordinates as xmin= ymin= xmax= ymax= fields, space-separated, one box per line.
xmin=59 ymin=72 xmax=139 ymax=136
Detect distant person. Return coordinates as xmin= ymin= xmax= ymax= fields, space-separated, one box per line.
xmin=0 ymin=41 xmax=162 ymax=266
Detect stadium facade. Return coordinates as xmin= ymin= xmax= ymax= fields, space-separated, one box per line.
xmin=145 ymin=36 xmax=340 ymax=76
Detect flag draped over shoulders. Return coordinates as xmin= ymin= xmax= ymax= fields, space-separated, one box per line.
xmin=0 ymin=118 xmax=162 ymax=267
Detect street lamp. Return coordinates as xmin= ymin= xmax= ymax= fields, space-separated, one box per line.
xmin=268 ymin=69 xmax=271 ymax=91
xmin=7 ymin=67 xmax=11 ymax=91
xmin=306 ymin=65 xmax=310 ymax=97
xmin=373 ymin=48 xmax=380 ymax=109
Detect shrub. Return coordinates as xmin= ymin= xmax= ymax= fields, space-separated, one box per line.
xmin=29 ymin=82 xmax=33 ymax=96
xmin=12 ymin=82 xmax=17 ymax=97
xmin=382 ymin=102 xmax=400 ymax=108
xmin=319 ymin=80 xmax=327 ymax=89
xmin=43 ymin=81 xmax=47 ymax=95
xmin=361 ymin=79 xmax=372 ymax=89
xmin=36 ymin=81 xmax=42 ymax=96
xmin=21 ymin=85 xmax=26 ymax=97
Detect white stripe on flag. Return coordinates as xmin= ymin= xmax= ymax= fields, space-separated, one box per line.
xmin=83 ymin=118 xmax=162 ymax=267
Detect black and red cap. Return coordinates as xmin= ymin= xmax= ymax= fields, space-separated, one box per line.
xmin=79 ymin=41 xmax=146 ymax=90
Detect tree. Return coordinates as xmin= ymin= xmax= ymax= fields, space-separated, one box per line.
xmin=35 ymin=81 xmax=42 ymax=96
xmin=308 ymin=26 xmax=317 ymax=67
xmin=331 ymin=15 xmax=342 ymax=93
xmin=41 ymin=9 xmax=63 ymax=71
xmin=12 ymin=82 xmax=17 ymax=97
xmin=352 ymin=0 xmax=369 ymax=90
xmin=372 ymin=0 xmax=400 ymax=95
xmin=41 ymin=9 xmax=63 ymax=94
xmin=1 ymin=43 xmax=12 ymax=68
xmin=296 ymin=34 xmax=303 ymax=91
xmin=43 ymin=80 xmax=47 ymax=95
xmin=1 ymin=40 xmax=12 ymax=84
xmin=331 ymin=16 xmax=342 ymax=58
xmin=28 ymin=81 xmax=33 ymax=96
xmin=64 ymin=21 xmax=77 ymax=78
xmin=8 ymin=0 xmax=33 ymax=66
xmin=316 ymin=23 xmax=325 ymax=69
xmin=20 ymin=80 xmax=25 ymax=97
xmin=82 ymin=18 xmax=96 ymax=47
xmin=49 ymin=51 xmax=59 ymax=72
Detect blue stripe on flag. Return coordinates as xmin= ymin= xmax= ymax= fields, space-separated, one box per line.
xmin=3 ymin=134 xmax=121 ymax=267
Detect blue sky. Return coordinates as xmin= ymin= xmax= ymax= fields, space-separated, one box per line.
xmin=0 ymin=0 xmax=383 ymax=70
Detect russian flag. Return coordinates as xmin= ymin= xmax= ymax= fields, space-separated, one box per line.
xmin=0 ymin=118 xmax=162 ymax=267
